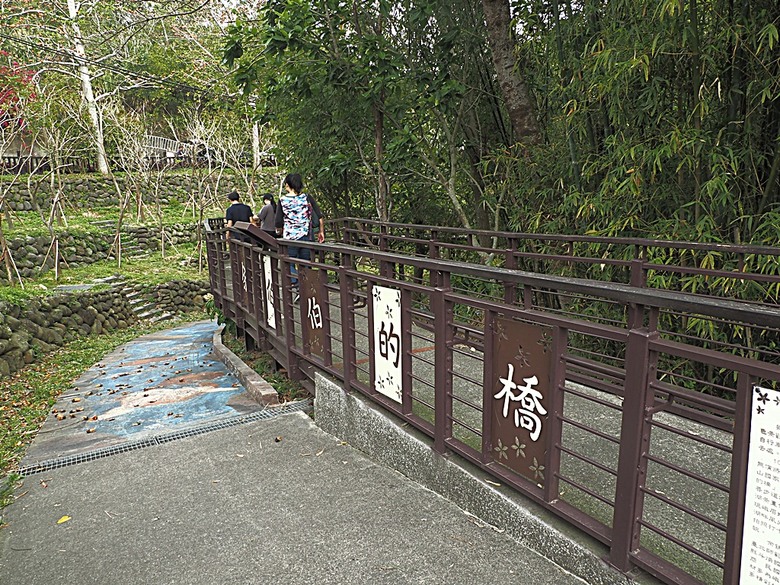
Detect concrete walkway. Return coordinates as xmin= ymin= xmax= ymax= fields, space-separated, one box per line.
xmin=1 ymin=320 xmax=592 ymax=585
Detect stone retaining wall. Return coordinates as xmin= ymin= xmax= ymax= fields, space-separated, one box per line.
xmin=0 ymin=279 xmax=209 ymax=378
xmin=2 ymin=173 xmax=230 ymax=211
xmin=1 ymin=224 xmax=199 ymax=282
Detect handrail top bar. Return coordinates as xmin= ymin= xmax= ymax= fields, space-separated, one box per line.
xmin=335 ymin=217 xmax=780 ymax=256
xmin=281 ymin=239 xmax=780 ymax=329
xmin=228 ymin=221 xmax=279 ymax=250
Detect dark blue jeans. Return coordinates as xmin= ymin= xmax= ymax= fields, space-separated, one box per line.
xmin=288 ymin=235 xmax=311 ymax=286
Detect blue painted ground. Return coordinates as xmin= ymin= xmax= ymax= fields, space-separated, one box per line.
xmin=21 ymin=321 xmax=263 ymax=466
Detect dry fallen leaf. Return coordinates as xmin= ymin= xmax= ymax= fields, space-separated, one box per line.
xmin=86 ymin=428 xmax=96 ymax=434
xmin=274 ymin=436 xmax=283 ymax=443
xmin=57 ymin=515 xmax=71 ymax=524
xmin=72 ymin=397 xmax=81 ymax=403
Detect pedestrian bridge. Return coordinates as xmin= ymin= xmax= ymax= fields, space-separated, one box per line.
xmin=204 ymin=217 xmax=780 ymax=585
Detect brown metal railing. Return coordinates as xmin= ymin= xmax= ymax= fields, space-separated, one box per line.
xmin=330 ymin=217 xmax=780 ymax=305
xmin=205 ymin=219 xmax=780 ymax=585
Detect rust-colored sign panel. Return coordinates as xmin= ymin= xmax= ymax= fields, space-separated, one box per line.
xmin=299 ymin=269 xmax=326 ymax=358
xmin=490 ymin=316 xmax=553 ymax=487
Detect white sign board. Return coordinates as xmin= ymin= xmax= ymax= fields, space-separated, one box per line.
xmin=740 ymin=385 xmax=780 ymax=585
xmin=371 ymin=285 xmax=402 ymax=404
xmin=263 ymin=255 xmax=275 ymax=329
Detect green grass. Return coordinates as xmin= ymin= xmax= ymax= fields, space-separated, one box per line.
xmin=2 ymin=201 xmax=223 ymax=239
xmin=0 ymin=312 xmax=209 ymax=479
xmin=0 ymin=244 xmax=208 ymax=304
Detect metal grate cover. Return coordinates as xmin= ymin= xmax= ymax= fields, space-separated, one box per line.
xmin=17 ymin=400 xmax=312 ymax=476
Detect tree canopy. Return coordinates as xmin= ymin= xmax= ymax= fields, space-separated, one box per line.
xmin=1 ymin=0 xmax=779 ymax=245
xmin=224 ymin=0 xmax=780 ymax=244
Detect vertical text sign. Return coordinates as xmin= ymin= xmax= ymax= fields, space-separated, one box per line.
xmin=490 ymin=317 xmax=552 ymax=486
xmin=740 ymin=385 xmax=780 ymax=585
xmin=300 ymin=270 xmax=325 ymax=358
xmin=262 ymin=256 xmax=275 ymax=330
xmin=372 ymin=285 xmax=402 ymax=403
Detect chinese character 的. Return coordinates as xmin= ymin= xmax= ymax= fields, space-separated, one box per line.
xmin=378 ymin=320 xmax=401 ymax=368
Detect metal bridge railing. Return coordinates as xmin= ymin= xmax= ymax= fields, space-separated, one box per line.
xmin=205 ymin=218 xmax=780 ymax=585
xmin=330 ymin=217 xmax=780 ymax=306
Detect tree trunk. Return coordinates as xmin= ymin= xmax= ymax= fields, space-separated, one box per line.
xmin=373 ymin=99 xmax=390 ymax=223
xmin=481 ymin=0 xmax=540 ymax=144
xmin=252 ymin=120 xmax=261 ymax=170
xmin=67 ymin=0 xmax=109 ymax=175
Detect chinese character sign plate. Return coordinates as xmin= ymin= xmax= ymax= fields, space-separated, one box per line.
xmin=490 ymin=316 xmax=552 ymax=486
xmin=740 ymin=385 xmax=780 ymax=585
xmin=371 ymin=285 xmax=402 ymax=404
xmin=300 ymin=269 xmax=326 ymax=358
xmin=262 ymin=256 xmax=275 ymax=329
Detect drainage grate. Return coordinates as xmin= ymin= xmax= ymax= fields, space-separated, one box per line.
xmin=17 ymin=400 xmax=312 ymax=476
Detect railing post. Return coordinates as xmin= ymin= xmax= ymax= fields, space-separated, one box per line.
xmin=279 ymin=242 xmax=302 ymax=381
xmin=228 ymin=232 xmax=244 ymax=332
xmin=481 ymin=309 xmax=496 ymax=463
xmin=629 ymin=258 xmax=646 ymax=288
xmin=723 ymin=372 xmax=753 ymax=585
xmin=429 ymin=230 xmax=439 ymax=288
xmin=610 ymin=319 xmax=657 ymax=572
xmin=543 ymin=326 xmax=568 ymax=503
xmin=504 ymin=240 xmax=518 ymax=304
xmin=628 ymin=259 xmax=647 ymax=328
xmin=433 ymin=274 xmax=452 ymax=454
xmin=339 ymin=265 xmax=356 ymax=390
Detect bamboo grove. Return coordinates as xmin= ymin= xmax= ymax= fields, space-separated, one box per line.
xmin=224 ymin=0 xmax=780 ymax=247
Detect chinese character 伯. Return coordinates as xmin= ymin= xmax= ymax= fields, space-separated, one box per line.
xmin=494 ymin=363 xmax=547 ymax=442
xmin=307 ymin=297 xmax=323 ymax=330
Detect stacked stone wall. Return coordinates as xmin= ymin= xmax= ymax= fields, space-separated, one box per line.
xmin=146 ymin=280 xmax=208 ymax=315
xmin=0 ymin=279 xmax=209 ymax=378
xmin=1 ymin=173 xmax=234 ymax=211
xmin=0 ymin=224 xmax=200 ymax=282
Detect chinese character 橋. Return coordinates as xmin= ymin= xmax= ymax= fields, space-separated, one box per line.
xmin=494 ymin=363 xmax=547 ymax=442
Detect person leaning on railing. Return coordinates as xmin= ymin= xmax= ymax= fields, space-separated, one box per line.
xmin=275 ymin=173 xmax=325 ymax=296
xmin=257 ymin=193 xmax=278 ymax=238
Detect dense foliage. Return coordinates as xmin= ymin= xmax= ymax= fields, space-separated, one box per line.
xmin=224 ymin=0 xmax=780 ymax=245
xmin=2 ymin=0 xmax=779 ymax=244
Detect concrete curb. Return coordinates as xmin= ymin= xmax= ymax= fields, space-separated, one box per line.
xmin=212 ymin=324 xmax=279 ymax=406
xmin=314 ymin=372 xmax=657 ymax=585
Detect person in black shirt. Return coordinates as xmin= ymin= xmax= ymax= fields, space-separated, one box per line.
xmin=225 ymin=191 xmax=253 ymax=227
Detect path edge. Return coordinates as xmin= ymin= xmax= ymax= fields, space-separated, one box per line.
xmin=314 ymin=371 xmax=656 ymax=585
xmin=212 ymin=324 xmax=279 ymax=406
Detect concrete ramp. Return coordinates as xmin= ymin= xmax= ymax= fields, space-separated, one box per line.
xmin=1 ymin=411 xmax=588 ymax=585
